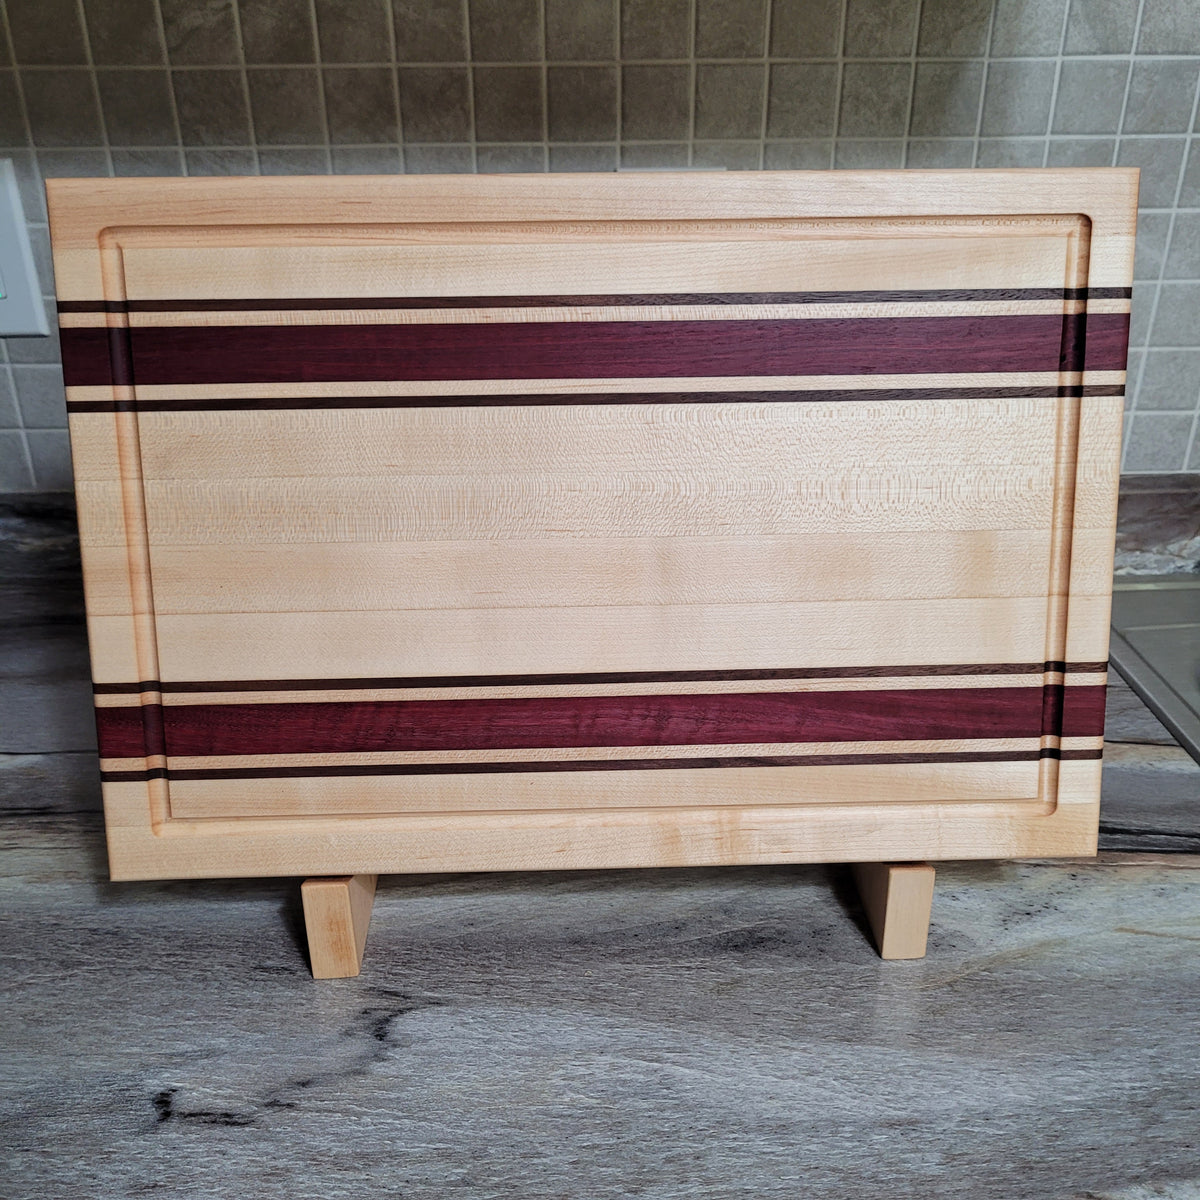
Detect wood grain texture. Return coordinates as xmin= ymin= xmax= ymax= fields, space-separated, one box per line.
xmin=44 ymin=170 xmax=1135 ymax=881
xmin=851 ymin=862 xmax=936 ymax=959
xmin=301 ymin=874 xmax=376 ymax=979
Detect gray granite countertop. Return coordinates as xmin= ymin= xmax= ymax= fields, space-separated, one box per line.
xmin=2 ymin=492 xmax=1199 ymax=1199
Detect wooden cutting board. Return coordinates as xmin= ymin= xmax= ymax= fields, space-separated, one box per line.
xmin=48 ymin=170 xmax=1136 ymax=890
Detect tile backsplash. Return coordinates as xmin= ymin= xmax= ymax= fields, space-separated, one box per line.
xmin=2 ymin=0 xmax=1199 ymax=488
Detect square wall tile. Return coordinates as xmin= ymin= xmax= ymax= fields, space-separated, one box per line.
xmin=989 ymin=0 xmax=1065 ymax=56
xmin=839 ymin=63 xmax=911 ymax=138
xmin=257 ymin=148 xmax=331 ymax=174
xmin=1137 ymin=350 xmax=1200 ymax=411
xmin=316 ymin=0 xmax=393 ymax=62
xmin=548 ymin=67 xmax=618 ymax=142
xmin=473 ymin=67 xmax=543 ymax=142
xmin=764 ymin=140 xmax=833 ymax=169
xmin=476 ymin=143 xmax=546 ymax=172
xmin=1064 ymin=0 xmax=1138 ymax=54
xmin=399 ymin=68 xmax=471 ymax=142
xmin=834 ymin=140 xmax=905 ymax=168
xmin=1152 ymin=282 xmax=1200 ymax=346
xmin=906 ymin=138 xmax=974 ymax=167
xmin=621 ymin=0 xmax=691 ymax=60
xmin=910 ymin=62 xmax=984 ymax=137
xmin=917 ymin=0 xmax=991 ymax=57
xmin=695 ymin=65 xmax=766 ymax=141
xmin=1046 ymin=138 xmax=1115 ymax=166
xmin=692 ymin=141 xmax=762 ymax=170
xmin=770 ymin=0 xmax=842 ymax=57
xmin=1137 ymin=0 xmax=1200 ymax=53
xmin=13 ymin=365 xmax=66 ymax=428
xmin=1129 ymin=280 xmax=1155 ymax=345
xmin=696 ymin=0 xmax=768 ymax=58
xmin=6 ymin=0 xmax=88 ymax=65
xmin=82 ymin=0 xmax=165 ymax=65
xmin=976 ymin=138 xmax=1045 ymax=167
xmin=27 ymin=429 xmax=73 ymax=490
xmin=619 ymin=143 xmax=691 ymax=169
xmin=982 ymin=60 xmax=1055 ymax=136
xmin=173 ymin=70 xmax=252 ymax=146
xmin=161 ymin=0 xmax=240 ymax=65
xmin=1123 ymin=61 xmax=1200 ymax=135
xmin=622 ymin=66 xmax=691 ymax=141
xmin=323 ymin=68 xmax=398 ymax=144
xmin=1166 ymin=213 xmax=1200 ymax=281
xmin=6 ymin=322 xmax=61 ymax=365
xmin=0 ymin=432 xmax=34 ymax=490
xmin=469 ymin=0 xmax=542 ymax=62
xmin=1180 ymin=142 xmax=1200 ymax=207
xmin=332 ymin=146 xmax=403 ymax=173
xmin=0 ymin=73 xmax=27 ymax=147
xmin=22 ymin=71 xmax=103 ymax=147
xmin=843 ymin=0 xmax=919 ymax=56
xmin=247 ymin=69 xmax=326 ymax=145
xmin=239 ymin=0 xmax=317 ymax=64
xmin=35 ymin=149 xmax=109 ymax=179
xmin=1134 ymin=212 xmax=1171 ymax=280
xmin=393 ymin=0 xmax=468 ymax=61
xmin=403 ymin=144 xmax=474 ymax=172
xmin=185 ymin=148 xmax=258 ymax=175
xmin=548 ymin=144 xmax=618 ymax=171
xmin=0 ymin=369 xmax=18 ymax=423
xmin=545 ymin=0 xmax=616 ymax=60
xmin=1053 ymin=60 xmax=1130 ymax=135
xmin=1124 ymin=412 xmax=1193 ymax=471
xmin=111 ymin=149 xmax=186 ymax=176
xmin=97 ymin=71 xmax=177 ymax=146
xmin=767 ymin=63 xmax=838 ymax=140
xmin=1117 ymin=138 xmax=1186 ymax=208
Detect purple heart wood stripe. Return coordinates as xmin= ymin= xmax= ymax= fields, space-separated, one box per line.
xmin=60 ymin=313 xmax=1129 ymax=389
xmin=95 ymin=682 xmax=1107 ymax=781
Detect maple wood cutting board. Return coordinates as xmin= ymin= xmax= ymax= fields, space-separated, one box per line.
xmin=46 ymin=170 xmax=1136 ymax=881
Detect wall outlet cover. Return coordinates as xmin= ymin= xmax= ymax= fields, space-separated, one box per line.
xmin=0 ymin=160 xmax=50 ymax=337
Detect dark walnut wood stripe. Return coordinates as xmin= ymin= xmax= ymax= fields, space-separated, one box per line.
xmin=93 ymin=685 xmax=1107 ymax=760
xmin=98 ymin=745 xmax=1103 ymax=784
xmin=60 ymin=313 xmax=1130 ymax=388
xmin=66 ymin=384 xmax=1127 ymax=416
xmin=91 ymin=662 xmax=1109 ymax=695
xmin=56 ymin=287 xmax=1134 ymax=315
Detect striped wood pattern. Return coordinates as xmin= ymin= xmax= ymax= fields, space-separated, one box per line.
xmin=45 ymin=171 xmax=1136 ymax=881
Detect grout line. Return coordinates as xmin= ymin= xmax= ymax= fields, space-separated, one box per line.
xmin=462 ymin=0 xmax=478 ymax=172
xmin=149 ymin=0 xmax=186 ymax=175
xmin=612 ymin=0 xmax=622 ymax=166
xmin=538 ymin=0 xmax=549 ymax=169
xmin=1039 ymin=0 xmax=1072 ymax=168
xmin=73 ymin=0 xmax=114 ymax=175
xmin=306 ymin=0 xmax=333 ymax=172
xmin=385 ymin=0 xmax=403 ymax=172
xmin=969 ymin=1 xmax=996 ymax=169
xmin=757 ymin=0 xmax=770 ymax=169
xmin=686 ymin=0 xmax=697 ymax=165
xmin=227 ymin=0 xmax=261 ymax=173
xmin=1111 ymin=0 xmax=1146 ymax=169
xmin=829 ymin=0 xmax=847 ymax=167
xmin=900 ymin=0 xmax=923 ymax=168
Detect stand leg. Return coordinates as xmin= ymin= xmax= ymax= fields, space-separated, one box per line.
xmin=301 ymin=874 xmax=377 ymax=978
xmin=851 ymin=862 xmax=935 ymax=960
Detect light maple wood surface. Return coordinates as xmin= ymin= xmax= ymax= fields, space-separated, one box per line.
xmin=300 ymin=873 xmax=376 ymax=979
xmin=46 ymin=170 xmax=1136 ymax=882
xmin=851 ymin=862 xmax=937 ymax=959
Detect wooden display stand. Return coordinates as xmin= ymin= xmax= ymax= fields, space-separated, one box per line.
xmin=47 ymin=171 xmax=1135 ymax=978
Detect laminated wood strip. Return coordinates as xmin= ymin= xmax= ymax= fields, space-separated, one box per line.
xmin=92 ymin=684 xmax=1106 ymax=760
xmin=58 ymin=313 xmax=1130 ymax=388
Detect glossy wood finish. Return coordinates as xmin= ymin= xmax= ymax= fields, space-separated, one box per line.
xmin=46 ymin=171 xmax=1137 ymax=884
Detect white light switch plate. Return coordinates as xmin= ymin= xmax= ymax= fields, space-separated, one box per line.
xmin=0 ymin=159 xmax=50 ymax=337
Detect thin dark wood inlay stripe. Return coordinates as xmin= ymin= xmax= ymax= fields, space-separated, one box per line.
xmin=59 ymin=313 xmax=1130 ymax=388
xmin=65 ymin=384 xmax=1128 ymax=415
xmin=97 ymin=744 xmax=1103 ymax=784
xmin=93 ymin=685 xmax=1107 ymax=760
xmin=91 ymin=662 xmax=1109 ymax=695
xmin=57 ymin=287 xmax=1134 ymax=314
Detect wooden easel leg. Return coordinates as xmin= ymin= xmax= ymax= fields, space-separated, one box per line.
xmin=850 ymin=862 xmax=935 ymax=960
xmin=301 ymin=874 xmax=378 ymax=979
